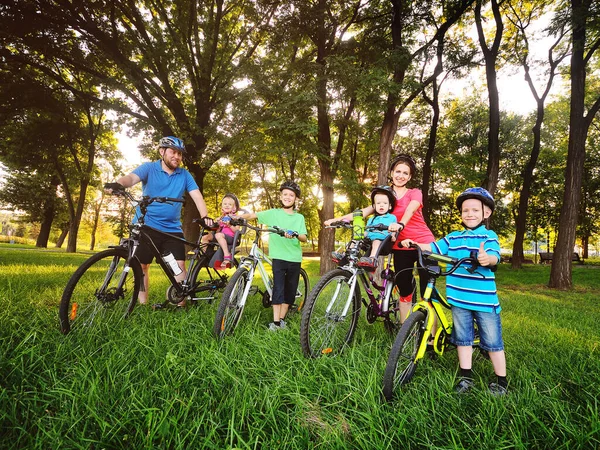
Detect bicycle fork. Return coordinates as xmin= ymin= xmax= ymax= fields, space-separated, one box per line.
xmin=413 ymin=285 xmax=452 ymax=359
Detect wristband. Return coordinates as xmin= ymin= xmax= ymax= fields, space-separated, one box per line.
xmin=398 ymin=222 xmax=405 ymax=231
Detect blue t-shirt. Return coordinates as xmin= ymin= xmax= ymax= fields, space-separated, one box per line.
xmin=132 ymin=160 xmax=199 ymax=233
xmin=431 ymin=225 xmax=501 ymax=313
xmin=366 ymin=213 xmax=397 ymax=241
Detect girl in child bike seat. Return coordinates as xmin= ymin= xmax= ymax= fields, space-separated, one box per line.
xmin=210 ymin=193 xmax=241 ymax=269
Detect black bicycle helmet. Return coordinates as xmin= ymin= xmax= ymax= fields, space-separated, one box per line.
xmin=158 ymin=136 xmax=186 ymax=153
xmin=370 ymin=185 xmax=396 ymax=212
xmin=223 ymin=193 xmax=240 ymax=211
xmin=456 ymin=187 xmax=495 ymax=212
xmin=389 ymin=153 xmax=417 ymax=176
xmin=280 ymin=180 xmax=301 ymax=198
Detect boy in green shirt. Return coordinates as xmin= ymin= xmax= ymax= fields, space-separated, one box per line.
xmin=241 ymin=181 xmax=308 ymax=330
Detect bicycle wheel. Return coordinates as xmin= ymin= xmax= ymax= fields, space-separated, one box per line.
xmin=288 ymin=268 xmax=309 ymax=316
xmin=300 ymin=269 xmax=361 ymax=358
xmin=213 ymin=266 xmax=250 ymax=338
xmin=59 ymin=248 xmax=142 ymax=334
xmin=382 ymin=309 xmax=426 ymax=400
xmin=383 ymin=285 xmax=402 ymax=335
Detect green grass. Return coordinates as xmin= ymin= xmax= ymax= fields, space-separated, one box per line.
xmin=1 ymin=247 xmax=599 ymax=449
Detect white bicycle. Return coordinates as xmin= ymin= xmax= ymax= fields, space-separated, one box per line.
xmin=213 ymin=219 xmax=310 ymax=338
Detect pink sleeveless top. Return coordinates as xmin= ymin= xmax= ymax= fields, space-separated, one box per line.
xmin=391 ymin=188 xmax=435 ymax=250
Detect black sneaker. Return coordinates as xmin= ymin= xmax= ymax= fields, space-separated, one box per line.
xmin=454 ymin=377 xmax=475 ymax=394
xmin=488 ymin=382 xmax=508 ymax=396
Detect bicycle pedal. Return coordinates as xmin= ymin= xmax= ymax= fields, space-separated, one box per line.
xmin=152 ymin=303 xmax=165 ymax=310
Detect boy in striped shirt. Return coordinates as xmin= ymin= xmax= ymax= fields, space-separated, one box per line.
xmin=402 ymin=187 xmax=507 ymax=396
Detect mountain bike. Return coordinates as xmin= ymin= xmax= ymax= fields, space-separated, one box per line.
xmin=213 ymin=219 xmax=309 ymax=338
xmin=299 ymin=221 xmax=405 ymax=358
xmin=382 ymin=244 xmax=484 ymax=401
xmin=59 ymin=187 xmax=240 ymax=334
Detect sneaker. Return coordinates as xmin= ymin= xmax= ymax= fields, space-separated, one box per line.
xmin=358 ymin=257 xmax=377 ymax=270
xmin=488 ymin=382 xmax=508 ymax=396
xmin=268 ymin=322 xmax=280 ymax=331
xmin=454 ymin=377 xmax=475 ymax=394
xmin=279 ymin=319 xmax=287 ymax=330
xmin=331 ymin=251 xmax=345 ymax=263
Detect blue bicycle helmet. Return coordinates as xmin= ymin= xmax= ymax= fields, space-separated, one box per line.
xmin=158 ymin=136 xmax=186 ymax=153
xmin=456 ymin=187 xmax=495 ymax=212
xmin=370 ymin=185 xmax=396 ymax=212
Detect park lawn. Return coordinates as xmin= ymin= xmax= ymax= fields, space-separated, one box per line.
xmin=0 ymin=246 xmax=599 ymax=449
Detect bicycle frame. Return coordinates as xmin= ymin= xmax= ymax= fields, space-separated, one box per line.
xmin=234 ymin=229 xmax=274 ymax=307
xmin=329 ymin=222 xmax=399 ymax=321
xmin=112 ymin=191 xmax=227 ymax=302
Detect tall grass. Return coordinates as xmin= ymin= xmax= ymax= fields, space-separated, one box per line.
xmin=1 ymin=246 xmax=599 ymax=448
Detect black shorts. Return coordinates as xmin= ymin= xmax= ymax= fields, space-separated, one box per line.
xmin=135 ymin=228 xmax=186 ymax=264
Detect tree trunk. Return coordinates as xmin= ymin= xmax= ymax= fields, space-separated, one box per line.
xmin=512 ymin=105 xmax=545 ymax=269
xmin=66 ymin=178 xmax=89 ymax=253
xmin=89 ymin=192 xmax=104 ymax=251
xmin=549 ymin=0 xmax=588 ymax=289
xmin=475 ymin=0 xmax=503 ymax=196
xmin=36 ymin=198 xmax=55 ymax=248
xmin=422 ymin=78 xmax=441 ymax=223
xmin=55 ymin=223 xmax=69 ymax=248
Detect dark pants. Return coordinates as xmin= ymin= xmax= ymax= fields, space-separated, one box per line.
xmin=393 ymin=249 xmax=436 ymax=298
xmin=272 ymin=259 xmax=301 ymax=305
xmin=136 ymin=228 xmax=185 ymax=264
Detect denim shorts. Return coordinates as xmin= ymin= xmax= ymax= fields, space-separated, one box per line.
xmin=450 ymin=307 xmax=504 ymax=352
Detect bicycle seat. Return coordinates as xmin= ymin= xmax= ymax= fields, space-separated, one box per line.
xmin=372 ymin=234 xmax=394 ymax=258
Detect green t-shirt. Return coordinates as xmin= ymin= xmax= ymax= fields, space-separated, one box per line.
xmin=256 ymin=209 xmax=307 ymax=263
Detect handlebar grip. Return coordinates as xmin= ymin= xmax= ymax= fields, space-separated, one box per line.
xmin=104 ymin=182 xmax=124 ymax=192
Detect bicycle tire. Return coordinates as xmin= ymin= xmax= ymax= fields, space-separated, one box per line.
xmin=288 ymin=268 xmax=310 ymax=316
xmin=213 ymin=266 xmax=250 ymax=338
xmin=382 ymin=309 xmax=426 ymax=400
xmin=299 ymin=269 xmax=361 ymax=358
xmin=59 ymin=248 xmax=142 ymax=335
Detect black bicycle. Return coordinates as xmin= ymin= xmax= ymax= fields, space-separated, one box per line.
xmin=59 ymin=187 xmax=241 ymax=334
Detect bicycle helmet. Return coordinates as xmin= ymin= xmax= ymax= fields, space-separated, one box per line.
xmin=389 ymin=153 xmax=417 ymax=177
xmin=223 ymin=193 xmax=240 ymax=212
xmin=280 ymin=180 xmax=301 ymax=198
xmin=370 ymin=185 xmax=396 ymax=212
xmin=158 ymin=136 xmax=186 ymax=153
xmin=456 ymin=187 xmax=495 ymax=212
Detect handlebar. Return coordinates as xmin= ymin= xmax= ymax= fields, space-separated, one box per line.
xmin=104 ymin=183 xmax=185 ymax=207
xmin=228 ymin=218 xmax=299 ymax=238
xmin=410 ymin=243 xmax=482 ymax=276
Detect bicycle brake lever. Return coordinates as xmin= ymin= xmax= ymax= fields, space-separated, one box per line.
xmin=467 ymin=250 xmax=480 ymax=274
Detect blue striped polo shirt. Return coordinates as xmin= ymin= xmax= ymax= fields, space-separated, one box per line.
xmin=431 ymin=225 xmax=501 ymax=313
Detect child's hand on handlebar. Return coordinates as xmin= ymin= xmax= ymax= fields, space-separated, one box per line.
xmin=284 ymin=230 xmax=299 ymax=239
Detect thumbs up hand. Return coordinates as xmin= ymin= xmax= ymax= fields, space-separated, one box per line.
xmin=477 ymin=241 xmax=497 ymax=267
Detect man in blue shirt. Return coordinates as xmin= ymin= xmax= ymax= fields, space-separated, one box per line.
xmin=112 ymin=136 xmax=211 ymax=305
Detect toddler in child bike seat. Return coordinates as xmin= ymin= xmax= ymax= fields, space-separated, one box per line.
xmin=357 ymin=186 xmax=398 ymax=270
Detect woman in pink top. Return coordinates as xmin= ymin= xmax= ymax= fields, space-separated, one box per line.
xmin=325 ymin=154 xmax=435 ymax=322
xmin=386 ymin=154 xmax=435 ymax=321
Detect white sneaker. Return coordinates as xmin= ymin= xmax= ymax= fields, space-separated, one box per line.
xmin=279 ymin=319 xmax=287 ymax=330
xmin=268 ymin=322 xmax=280 ymax=331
